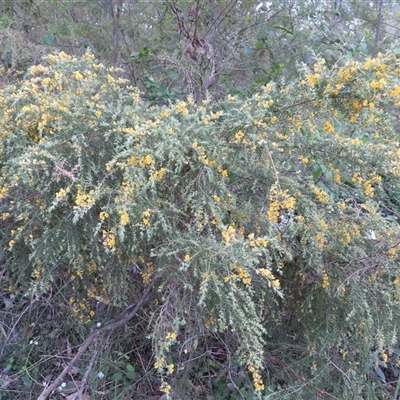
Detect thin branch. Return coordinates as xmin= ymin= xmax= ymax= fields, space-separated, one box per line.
xmin=372 ymin=0 xmax=384 ymax=57
xmin=75 ymin=336 xmax=105 ymax=398
xmin=202 ymin=0 xmax=238 ymax=39
xmin=192 ymin=0 xmax=200 ymax=41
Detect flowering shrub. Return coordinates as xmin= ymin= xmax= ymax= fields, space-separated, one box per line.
xmin=2 ymin=51 xmax=400 ymax=398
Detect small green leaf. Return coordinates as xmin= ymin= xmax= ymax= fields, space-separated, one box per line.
xmin=152 ymin=65 xmax=164 ymax=74
xmin=374 ymin=366 xmax=386 ymax=382
xmin=166 ymin=70 xmax=179 ymax=80
xmin=44 ymin=32 xmax=55 ymax=46
xmin=126 ymin=371 xmax=136 ymax=379
xmin=313 ymin=167 xmax=323 ymax=182
xmin=111 ymin=371 xmax=123 ymax=381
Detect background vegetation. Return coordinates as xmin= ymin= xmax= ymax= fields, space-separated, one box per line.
xmin=1 ymin=1 xmax=400 ymax=399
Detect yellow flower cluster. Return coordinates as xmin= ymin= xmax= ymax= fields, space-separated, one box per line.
xmin=141 ymin=262 xmax=154 ymax=284
xmin=99 ymin=211 xmax=109 ymax=220
xmin=369 ymin=76 xmax=386 ymax=90
xmin=165 ymin=332 xmax=177 ymax=341
xmin=119 ymin=211 xmax=130 ymax=226
xmin=299 ymin=155 xmax=308 ymax=164
xmin=247 ymin=233 xmax=269 ymax=248
xmin=230 ymin=263 xmax=252 ymax=285
xmin=267 ymin=184 xmax=296 ymax=222
xmin=142 ymin=209 xmax=152 ymax=226
xmin=55 ymin=187 xmax=70 ymax=200
xmin=232 ymin=129 xmax=253 ymax=147
xmin=74 ymin=185 xmax=95 ymax=209
xmin=390 ymin=86 xmax=400 ymax=98
xmin=125 ymin=154 xmax=155 ymax=167
xmin=323 ymin=121 xmax=334 ymax=133
xmin=248 ymin=366 xmax=264 ymax=391
xmin=70 ymin=297 xmax=95 ymax=324
xmin=217 ymin=165 xmax=228 ymax=177
xmin=102 ymin=229 xmax=116 ymax=250
xmin=0 ymin=186 xmax=8 ymax=198
xmin=256 ymin=268 xmax=280 ymax=289
xmin=175 ymin=101 xmax=188 ymax=115
xmin=159 ymin=382 xmax=171 ymax=394
xmin=312 ymin=185 xmax=330 ymax=203
xmin=203 ymin=110 xmax=224 ymax=125
xmin=304 ymin=73 xmax=320 ymax=87
xmin=154 ymin=357 xmax=166 ymax=370
xmin=150 ymin=167 xmax=167 ymax=181
xmin=351 ymin=172 xmax=381 ymax=197
xmin=192 ymin=141 xmax=217 ymax=166
xmin=321 ymin=270 xmax=329 ymax=289
xmin=222 ymin=225 xmax=237 ymax=246
xmin=329 ymin=164 xmax=341 ymax=184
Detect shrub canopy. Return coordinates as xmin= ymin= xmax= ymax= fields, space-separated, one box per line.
xmin=2 ymin=51 xmax=400 ymax=398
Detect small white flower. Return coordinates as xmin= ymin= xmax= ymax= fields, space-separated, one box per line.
xmin=98 ymin=371 xmax=105 ymax=379
xmin=365 ymin=230 xmax=376 ymax=240
xmin=96 ymin=322 xmax=101 ymax=328
xmin=61 ymin=382 xmax=66 ymax=388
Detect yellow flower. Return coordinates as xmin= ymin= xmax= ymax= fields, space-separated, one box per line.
xmin=74 ymin=185 xmax=95 ymax=209
xmin=305 ymin=73 xmax=320 ymax=87
xmin=99 ymin=211 xmax=109 ymax=220
xmin=272 ymin=279 xmax=280 ymax=288
xmin=312 ymin=185 xmax=330 ymax=203
xmin=0 ymin=186 xmax=8 ymax=199
xmin=160 ymin=383 xmax=171 ymax=394
xmin=73 ymin=71 xmax=83 ymax=80
xmin=323 ymin=121 xmax=334 ymax=133
xmin=166 ymin=332 xmax=177 ymax=341
xmin=168 ymin=363 xmax=174 ymax=374
xmin=142 ymin=218 xmax=150 ymax=226
xmin=222 ymin=226 xmax=237 ymax=246
xmin=235 ymin=130 xmax=244 ymax=141
xmin=252 ymin=372 xmax=265 ymax=391
xmin=387 ymin=248 xmax=396 ymax=257
xmin=142 ymin=155 xmax=154 ymax=165
xmin=102 ymin=230 xmax=116 ymax=249
xmin=120 ymin=212 xmax=130 ymax=226
xmin=175 ymin=101 xmax=188 ymax=115
xmin=299 ymin=155 xmax=308 ymax=164
xmin=321 ymin=271 xmax=329 ymax=288
xmin=149 ymin=167 xmax=167 ymax=181
xmin=370 ymin=81 xmax=380 ymax=89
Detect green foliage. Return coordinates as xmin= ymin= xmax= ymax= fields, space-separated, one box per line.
xmin=2 ymin=50 xmax=400 ymax=398
xmin=1 ymin=0 xmax=395 ymax=98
